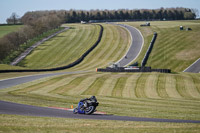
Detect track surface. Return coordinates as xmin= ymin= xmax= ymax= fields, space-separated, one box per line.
xmin=115 ymin=24 xmax=144 ymax=67
xmin=0 ymin=71 xmax=88 ymax=89
xmin=0 ymin=25 xmax=199 ymax=123
xmin=184 ymin=58 xmax=200 ymax=73
xmin=1 ymin=100 xmax=200 ymax=123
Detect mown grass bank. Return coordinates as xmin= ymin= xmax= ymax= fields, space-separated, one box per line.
xmin=69 ymin=23 xmax=131 ymax=71
xmin=18 ymin=23 xmax=130 ymax=70
xmin=0 ymin=21 xmax=200 ymax=132
xmin=0 ymin=114 xmax=199 ymax=133
xmin=1 ymin=27 xmax=65 ymax=65
xmin=1 ymin=72 xmax=200 ymax=120
xmin=124 ymin=20 xmax=200 ymax=72
xmin=18 ymin=24 xmax=100 ymax=69
xmin=0 ymin=23 xmax=130 ymax=80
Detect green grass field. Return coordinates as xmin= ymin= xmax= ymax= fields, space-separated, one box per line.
xmin=1 ymin=72 xmax=199 ymax=120
xmin=0 ymin=71 xmax=200 ymax=132
xmin=0 ymin=21 xmax=200 ymax=132
xmin=1 ymin=114 xmax=200 ymax=133
xmin=124 ymin=20 xmax=200 ymax=72
xmin=16 ymin=23 xmax=130 ymax=70
xmin=69 ymin=23 xmax=130 ymax=71
xmin=0 ymin=25 xmax=22 ymax=38
xmin=18 ymin=24 xmax=100 ymax=69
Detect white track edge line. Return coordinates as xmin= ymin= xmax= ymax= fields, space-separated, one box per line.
xmin=183 ymin=58 xmax=200 ymax=72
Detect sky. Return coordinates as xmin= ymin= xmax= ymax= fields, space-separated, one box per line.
xmin=0 ymin=0 xmax=200 ymax=23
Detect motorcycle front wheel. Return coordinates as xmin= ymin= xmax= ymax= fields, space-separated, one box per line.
xmin=85 ymin=106 xmax=95 ymax=115
xmin=73 ymin=108 xmax=78 ymax=114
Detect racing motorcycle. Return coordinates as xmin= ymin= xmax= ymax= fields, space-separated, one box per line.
xmin=73 ymin=96 xmax=99 ymax=115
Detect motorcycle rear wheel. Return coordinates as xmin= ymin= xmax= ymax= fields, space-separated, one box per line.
xmin=85 ymin=106 xmax=95 ymax=115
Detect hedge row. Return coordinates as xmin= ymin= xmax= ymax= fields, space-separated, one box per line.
xmin=0 ymin=24 xmax=103 ymax=73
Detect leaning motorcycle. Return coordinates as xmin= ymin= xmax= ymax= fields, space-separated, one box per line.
xmin=73 ymin=96 xmax=99 ymax=115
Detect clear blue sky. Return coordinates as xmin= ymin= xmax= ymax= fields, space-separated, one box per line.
xmin=0 ymin=0 xmax=200 ymax=23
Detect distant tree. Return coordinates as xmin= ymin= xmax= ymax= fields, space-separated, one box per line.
xmin=80 ymin=11 xmax=86 ymax=21
xmin=96 ymin=11 xmax=101 ymax=20
xmin=114 ymin=11 xmax=119 ymax=19
xmin=135 ymin=10 xmax=141 ymax=20
xmin=167 ymin=10 xmax=175 ymax=20
xmin=163 ymin=10 xmax=168 ymax=20
xmin=71 ymin=11 xmax=78 ymax=22
xmin=19 ymin=25 xmax=35 ymax=41
xmin=119 ymin=10 xmax=124 ymax=19
xmin=6 ymin=12 xmax=21 ymax=24
xmin=191 ymin=8 xmax=199 ymax=18
xmin=47 ymin=15 xmax=61 ymax=29
xmin=184 ymin=12 xmax=196 ymax=20
xmin=157 ymin=9 xmax=163 ymax=20
xmin=102 ymin=11 xmax=107 ymax=20
xmin=0 ymin=37 xmax=14 ymax=61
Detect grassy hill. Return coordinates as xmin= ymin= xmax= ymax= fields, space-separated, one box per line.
xmin=17 ymin=23 xmax=130 ymax=70
xmin=1 ymin=71 xmax=200 ymax=132
xmin=70 ymin=23 xmax=131 ymax=71
xmin=1 ymin=72 xmax=199 ymax=120
xmin=18 ymin=24 xmax=100 ymax=69
xmin=0 ymin=25 xmax=22 ymax=38
xmin=0 ymin=21 xmax=200 ymax=132
xmin=125 ymin=20 xmax=200 ymax=72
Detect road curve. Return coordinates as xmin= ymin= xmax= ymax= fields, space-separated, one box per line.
xmin=114 ymin=24 xmax=144 ymax=67
xmin=0 ymin=100 xmax=200 ymax=123
xmin=0 ymin=71 xmax=89 ymax=89
xmin=183 ymin=58 xmax=200 ymax=73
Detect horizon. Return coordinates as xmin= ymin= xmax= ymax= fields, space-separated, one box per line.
xmin=1 ymin=0 xmax=200 ymax=23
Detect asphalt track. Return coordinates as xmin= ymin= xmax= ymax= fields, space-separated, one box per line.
xmin=183 ymin=58 xmax=200 ymax=73
xmin=1 ymin=100 xmax=200 ymax=123
xmin=0 ymin=71 xmax=88 ymax=89
xmin=0 ymin=24 xmax=199 ymax=123
xmin=114 ymin=24 xmax=144 ymax=67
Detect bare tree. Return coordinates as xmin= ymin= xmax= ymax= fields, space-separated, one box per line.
xmin=191 ymin=8 xmax=199 ymax=18
xmin=6 ymin=12 xmax=21 ymax=24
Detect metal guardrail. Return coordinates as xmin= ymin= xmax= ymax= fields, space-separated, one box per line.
xmin=97 ymin=67 xmax=171 ymax=73
xmin=141 ymin=32 xmax=157 ymax=67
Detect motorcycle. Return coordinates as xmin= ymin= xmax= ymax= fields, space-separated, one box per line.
xmin=73 ymin=96 xmax=99 ymax=115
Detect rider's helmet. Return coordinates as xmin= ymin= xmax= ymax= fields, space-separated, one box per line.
xmin=90 ymin=96 xmax=97 ymax=102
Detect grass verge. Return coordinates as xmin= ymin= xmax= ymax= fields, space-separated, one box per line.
xmin=1 ymin=114 xmax=200 ymax=133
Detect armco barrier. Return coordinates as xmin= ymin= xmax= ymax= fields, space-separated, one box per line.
xmin=141 ymin=32 xmax=157 ymax=67
xmin=97 ymin=67 xmax=171 ymax=73
xmin=0 ymin=24 xmax=103 ymax=73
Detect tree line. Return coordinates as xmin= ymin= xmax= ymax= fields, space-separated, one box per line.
xmin=63 ymin=8 xmax=196 ymax=22
xmin=20 ymin=7 xmax=197 ymax=24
